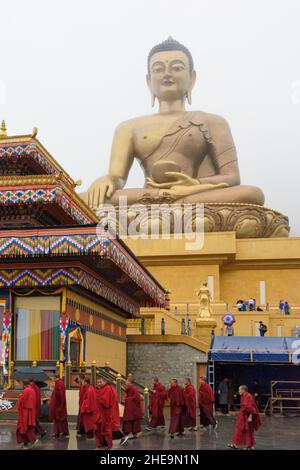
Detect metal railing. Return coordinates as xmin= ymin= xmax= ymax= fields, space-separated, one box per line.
xmin=65 ymin=360 xmax=150 ymax=420
xmin=265 ymin=381 xmax=300 ymax=414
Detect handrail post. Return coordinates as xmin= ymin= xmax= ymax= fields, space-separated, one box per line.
xmin=116 ymin=373 xmax=122 ymax=403
xmin=65 ymin=361 xmax=71 ymax=389
xmin=270 ymin=380 xmax=273 ymax=415
xmin=143 ymin=387 xmax=149 ymax=421
xmin=8 ymin=361 xmax=14 ymax=389
xmin=141 ymin=317 xmax=145 ymax=335
xmin=91 ymin=360 xmax=97 ymax=386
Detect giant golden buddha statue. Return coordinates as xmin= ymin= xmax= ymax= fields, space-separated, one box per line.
xmin=83 ymin=38 xmax=289 ymax=238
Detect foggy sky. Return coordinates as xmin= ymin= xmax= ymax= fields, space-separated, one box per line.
xmin=1 ymin=0 xmax=300 ymax=235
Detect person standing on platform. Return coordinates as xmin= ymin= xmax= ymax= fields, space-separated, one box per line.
xmin=49 ymin=374 xmax=69 ymax=438
xmin=198 ymin=376 xmax=217 ymax=429
xmin=16 ymin=379 xmax=38 ymax=448
xmin=161 ymin=318 xmax=165 ymax=336
xmin=183 ymin=378 xmax=197 ymax=431
xmin=94 ymin=377 xmax=114 ymax=450
xmin=168 ymin=378 xmax=185 ymax=438
xmin=259 ymin=321 xmax=268 ymax=337
xmin=122 ymin=379 xmax=143 ymax=439
xmin=76 ymin=375 xmax=87 ymax=436
xmin=279 ymin=300 xmax=284 ymax=314
xmin=146 ymin=377 xmax=167 ymax=431
xmin=284 ymin=301 xmax=290 ymax=315
xmin=80 ymin=377 xmax=97 ymax=438
xmin=252 ymin=379 xmax=262 ymax=411
xmin=218 ymin=378 xmax=229 ymax=414
xmin=29 ymin=377 xmax=46 ymax=438
xmin=228 ymin=385 xmax=261 ymax=450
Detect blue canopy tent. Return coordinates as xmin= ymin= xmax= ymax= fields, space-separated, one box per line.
xmin=208 ymin=336 xmax=300 ymax=410
xmin=209 ymin=336 xmax=291 ymax=363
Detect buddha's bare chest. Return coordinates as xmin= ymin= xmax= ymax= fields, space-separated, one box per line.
xmin=132 ymin=116 xmax=207 ymax=160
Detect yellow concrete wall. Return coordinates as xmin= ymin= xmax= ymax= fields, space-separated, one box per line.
xmin=67 ymin=289 xmax=127 ymax=325
xmin=220 ymin=268 xmax=300 ymax=306
xmin=236 ymin=237 xmax=300 ymax=261
xmin=66 ymin=289 xmax=127 ymax=374
xmin=211 ymin=312 xmax=300 ymax=337
xmin=126 ymin=234 xmax=300 ymax=338
xmin=129 ymin=309 xmax=300 ymax=338
xmin=148 ymin=264 xmax=220 ymax=302
xmin=85 ymin=331 xmax=126 ymax=375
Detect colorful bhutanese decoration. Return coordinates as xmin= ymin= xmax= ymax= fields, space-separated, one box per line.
xmin=0 ymin=267 xmax=140 ymax=316
xmin=0 ymin=226 xmax=167 ymax=310
xmin=0 ymin=136 xmax=98 ymax=226
xmin=0 ymin=139 xmax=75 ymax=185
xmin=2 ymin=312 xmax=11 ymax=373
xmin=0 ymin=176 xmax=97 ymax=226
xmin=59 ymin=314 xmax=69 ymax=363
xmin=64 ymin=322 xmax=86 ymax=364
xmin=0 ymin=129 xmax=167 ymax=372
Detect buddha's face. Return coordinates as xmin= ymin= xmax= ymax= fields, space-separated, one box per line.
xmin=147 ymin=50 xmax=196 ymax=102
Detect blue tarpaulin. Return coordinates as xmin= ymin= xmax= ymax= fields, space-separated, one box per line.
xmin=209 ymin=336 xmax=298 ymax=363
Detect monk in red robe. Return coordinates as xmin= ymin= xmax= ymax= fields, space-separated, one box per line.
xmin=16 ymin=380 xmax=38 ymax=448
xmin=76 ymin=376 xmax=87 ymax=436
xmin=198 ymin=376 xmax=217 ymax=429
xmin=168 ymin=379 xmax=185 ymax=438
xmin=94 ymin=377 xmax=114 ymax=449
xmin=147 ymin=377 xmax=167 ymax=430
xmin=228 ymin=385 xmax=261 ymax=450
xmin=80 ymin=377 xmax=97 ymax=438
xmin=110 ymin=386 xmax=120 ymax=434
xmin=183 ymin=377 xmax=197 ymax=431
xmin=49 ymin=375 xmax=69 ymax=437
xmin=29 ymin=378 xmax=46 ymax=438
xmin=123 ymin=380 xmax=143 ymax=438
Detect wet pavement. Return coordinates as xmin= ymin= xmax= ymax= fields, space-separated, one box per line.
xmin=0 ymin=415 xmax=300 ymax=450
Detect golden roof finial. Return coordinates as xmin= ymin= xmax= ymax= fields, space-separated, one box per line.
xmin=31 ymin=126 xmax=38 ymax=138
xmin=0 ymin=120 xmax=7 ymax=139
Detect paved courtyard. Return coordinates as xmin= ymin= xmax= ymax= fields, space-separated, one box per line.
xmin=0 ymin=415 xmax=300 ymax=450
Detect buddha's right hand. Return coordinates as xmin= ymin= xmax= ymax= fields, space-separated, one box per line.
xmin=86 ymin=175 xmax=120 ymax=207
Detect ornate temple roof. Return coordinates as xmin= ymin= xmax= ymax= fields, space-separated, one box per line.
xmin=0 ymin=126 xmax=97 ymax=226
xmin=0 ymin=225 xmax=167 ymax=316
xmin=0 ymin=125 xmax=167 ymax=316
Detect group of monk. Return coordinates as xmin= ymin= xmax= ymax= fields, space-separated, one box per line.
xmin=16 ymin=373 xmax=134 ymax=450
xmin=16 ymin=373 xmax=261 ymax=451
xmin=76 ymin=376 xmax=136 ymax=449
xmin=16 ymin=374 xmax=69 ymax=448
xmin=146 ymin=376 xmax=217 ymax=438
xmin=147 ymin=376 xmax=261 ymax=450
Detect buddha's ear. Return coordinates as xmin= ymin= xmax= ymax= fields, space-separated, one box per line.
xmin=146 ymin=74 xmax=156 ymax=107
xmin=187 ymin=70 xmax=197 ymax=105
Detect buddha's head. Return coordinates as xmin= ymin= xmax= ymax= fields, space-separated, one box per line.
xmin=147 ymin=37 xmax=196 ymax=106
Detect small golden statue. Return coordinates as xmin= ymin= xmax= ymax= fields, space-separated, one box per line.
xmin=195 ymin=281 xmax=212 ymax=318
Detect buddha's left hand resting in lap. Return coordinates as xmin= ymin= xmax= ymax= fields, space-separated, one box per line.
xmin=84 ymin=37 xmax=264 ymax=209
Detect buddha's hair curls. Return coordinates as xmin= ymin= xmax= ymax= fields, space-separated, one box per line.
xmin=148 ymin=37 xmax=194 ymax=73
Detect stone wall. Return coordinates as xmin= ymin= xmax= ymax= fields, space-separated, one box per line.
xmin=127 ymin=342 xmax=207 ymax=388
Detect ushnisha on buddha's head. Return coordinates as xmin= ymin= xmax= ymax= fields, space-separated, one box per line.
xmin=147 ymin=37 xmax=196 ymax=106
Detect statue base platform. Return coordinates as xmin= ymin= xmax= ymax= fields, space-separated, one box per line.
xmin=194 ymin=317 xmax=217 ymax=343
xmin=202 ymin=203 xmax=289 ymax=238
xmin=110 ymin=202 xmax=289 ymax=239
